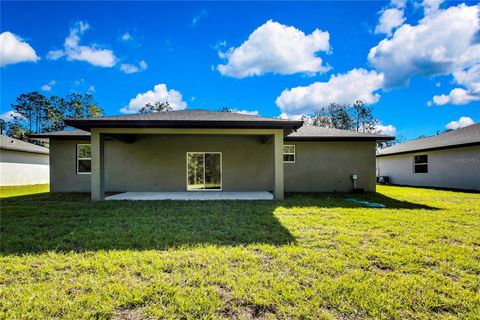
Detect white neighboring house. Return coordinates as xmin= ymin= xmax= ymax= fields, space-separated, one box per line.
xmin=376 ymin=123 xmax=480 ymax=191
xmin=0 ymin=135 xmax=49 ymax=186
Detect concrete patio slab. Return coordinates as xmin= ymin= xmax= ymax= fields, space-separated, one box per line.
xmin=105 ymin=191 xmax=274 ymax=201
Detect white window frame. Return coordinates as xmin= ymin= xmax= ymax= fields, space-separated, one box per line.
xmin=283 ymin=145 xmax=296 ymax=163
xmin=413 ymin=154 xmax=428 ymax=174
xmin=76 ymin=144 xmax=92 ymax=175
xmin=186 ymin=152 xmax=222 ymax=191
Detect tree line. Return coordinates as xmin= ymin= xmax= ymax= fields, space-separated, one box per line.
xmin=1 ymin=92 xmax=102 ymax=141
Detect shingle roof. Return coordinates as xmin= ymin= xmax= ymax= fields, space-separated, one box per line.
xmin=377 ymin=123 xmax=480 ymax=156
xmin=285 ymin=125 xmax=394 ymax=141
xmin=64 ymin=109 xmax=303 ymax=131
xmin=0 ymin=135 xmax=49 ymax=154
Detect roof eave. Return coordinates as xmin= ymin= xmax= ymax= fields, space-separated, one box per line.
xmin=376 ymin=141 xmax=480 ymax=157
xmin=285 ymin=136 xmax=395 ymax=142
xmin=64 ymin=119 xmax=304 ymax=132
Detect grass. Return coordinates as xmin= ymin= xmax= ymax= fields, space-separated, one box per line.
xmin=1 ymin=186 xmax=479 ymax=319
xmin=0 ymin=184 xmax=49 ymax=198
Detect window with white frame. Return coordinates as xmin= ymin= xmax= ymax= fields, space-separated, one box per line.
xmin=283 ymin=145 xmax=295 ymax=163
xmin=77 ymin=144 xmax=92 ymax=174
xmin=414 ymin=154 xmax=428 ymax=173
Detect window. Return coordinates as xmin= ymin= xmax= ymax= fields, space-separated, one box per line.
xmin=187 ymin=152 xmax=222 ymax=190
xmin=414 ymin=154 xmax=428 ymax=173
xmin=283 ymin=145 xmax=295 ymax=163
xmin=77 ymin=144 xmax=91 ymax=174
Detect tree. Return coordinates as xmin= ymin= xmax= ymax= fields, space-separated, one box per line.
xmin=312 ymin=103 xmax=352 ymax=130
xmin=139 ymin=101 xmax=172 ymax=113
xmin=10 ymin=92 xmax=51 ymax=134
xmin=351 ymin=100 xmax=378 ymax=133
xmin=4 ymin=91 xmax=103 ymax=141
xmin=218 ymin=107 xmax=235 ymax=113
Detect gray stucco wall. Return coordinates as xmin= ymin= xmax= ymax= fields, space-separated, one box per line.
xmin=376 ymin=145 xmax=480 ymax=191
xmin=50 ymin=136 xmax=378 ymax=193
xmin=284 ymin=141 xmax=377 ymax=192
xmin=50 ymin=135 xmax=274 ymax=192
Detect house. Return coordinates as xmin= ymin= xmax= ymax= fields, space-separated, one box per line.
xmin=376 ymin=123 xmax=480 ymax=191
xmin=30 ymin=110 xmax=392 ymax=200
xmin=0 ymin=135 xmax=50 ymax=186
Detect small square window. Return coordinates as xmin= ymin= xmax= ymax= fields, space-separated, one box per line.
xmin=413 ymin=154 xmax=428 ymax=173
xmin=283 ymin=145 xmax=295 ymax=163
xmin=77 ymin=144 xmax=92 ymax=174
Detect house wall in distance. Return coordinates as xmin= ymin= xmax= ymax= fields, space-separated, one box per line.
xmin=49 ymin=135 xmax=274 ymax=192
xmin=284 ymin=141 xmax=377 ymax=192
xmin=377 ymin=145 xmax=480 ymax=191
xmin=0 ymin=149 xmax=49 ymax=186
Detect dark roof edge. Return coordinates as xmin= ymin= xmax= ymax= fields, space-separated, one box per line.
xmin=0 ymin=145 xmax=49 ymax=154
xmin=376 ymin=141 xmax=480 ymax=157
xmin=64 ymin=119 xmax=303 ymax=131
xmin=285 ymin=136 xmax=394 ymax=142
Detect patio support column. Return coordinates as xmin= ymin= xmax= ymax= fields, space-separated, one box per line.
xmin=91 ymin=129 xmax=105 ymax=201
xmin=273 ymin=130 xmax=284 ymax=200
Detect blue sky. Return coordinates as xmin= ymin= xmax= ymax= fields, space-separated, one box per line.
xmin=1 ymin=1 xmax=479 ymax=140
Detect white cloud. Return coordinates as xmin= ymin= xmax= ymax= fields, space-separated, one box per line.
xmin=232 ymin=109 xmax=259 ymax=116
xmin=368 ymin=3 xmax=480 ymax=89
xmin=275 ymin=68 xmax=384 ymax=115
xmin=120 ymin=60 xmax=148 ymax=74
xmin=217 ymin=20 xmax=330 ymax=78
xmin=47 ymin=21 xmax=117 ymax=67
xmin=432 ymin=88 xmax=480 ymax=105
xmin=41 ymin=80 xmax=56 ymax=92
xmin=445 ymin=116 xmax=475 ymax=130
xmin=121 ymin=32 xmax=133 ymax=42
xmin=88 ymin=85 xmax=95 ymax=92
xmin=375 ymin=123 xmax=397 ymax=136
xmin=120 ymin=83 xmax=187 ymax=114
xmin=423 ymin=0 xmax=445 ymax=16
xmin=0 ymin=110 xmax=23 ymax=122
xmin=0 ymin=31 xmax=39 ymax=67
xmin=192 ymin=10 xmax=208 ymax=27
xmin=375 ymin=8 xmax=405 ymax=36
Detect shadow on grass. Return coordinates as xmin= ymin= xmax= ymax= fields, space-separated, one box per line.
xmin=0 ymin=191 xmax=437 ymax=255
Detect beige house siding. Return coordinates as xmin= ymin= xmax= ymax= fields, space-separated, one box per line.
xmin=284 ymin=141 xmax=377 ymax=192
xmin=0 ymin=149 xmax=49 ymax=186
xmin=50 ymin=135 xmax=274 ymax=192
xmin=377 ymin=145 xmax=480 ymax=191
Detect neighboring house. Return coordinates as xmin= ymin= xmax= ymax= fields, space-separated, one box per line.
xmin=30 ymin=110 xmax=392 ymax=200
xmin=377 ymin=123 xmax=480 ymax=191
xmin=0 ymin=135 xmax=50 ymax=186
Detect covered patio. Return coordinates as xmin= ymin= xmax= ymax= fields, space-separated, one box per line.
xmin=105 ymin=191 xmax=274 ymax=201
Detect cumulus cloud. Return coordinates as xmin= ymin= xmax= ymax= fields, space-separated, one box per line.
xmin=445 ymin=116 xmax=475 ymax=130
xmin=0 ymin=110 xmax=23 ymax=122
xmin=217 ymin=20 xmax=330 ymax=78
xmin=0 ymin=31 xmax=39 ymax=67
xmin=375 ymin=123 xmax=397 ymax=136
xmin=375 ymin=8 xmax=405 ymax=36
xmin=432 ymin=88 xmax=480 ymax=105
xmin=120 ymin=60 xmax=148 ymax=74
xmin=275 ymin=68 xmax=384 ymax=115
xmin=422 ymin=0 xmax=445 ymax=16
xmin=120 ymin=83 xmax=187 ymax=114
xmin=368 ymin=3 xmax=480 ymax=89
xmin=41 ymin=80 xmax=56 ymax=92
xmin=47 ymin=21 xmax=117 ymax=67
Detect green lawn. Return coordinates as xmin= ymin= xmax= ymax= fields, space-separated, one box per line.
xmin=1 ymin=186 xmax=479 ymax=319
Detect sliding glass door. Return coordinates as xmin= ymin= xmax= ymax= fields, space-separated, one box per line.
xmin=187 ymin=152 xmax=222 ymax=190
